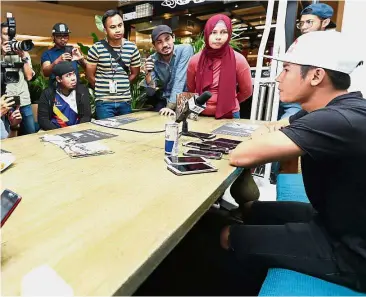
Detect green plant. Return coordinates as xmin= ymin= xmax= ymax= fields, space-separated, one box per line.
xmin=29 ymin=64 xmax=49 ymax=102
xmin=130 ymin=73 xmax=148 ymax=110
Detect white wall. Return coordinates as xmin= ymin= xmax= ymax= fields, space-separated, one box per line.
xmin=341 ymin=0 xmax=366 ymax=96
xmin=1 ymin=1 xmax=105 ymax=46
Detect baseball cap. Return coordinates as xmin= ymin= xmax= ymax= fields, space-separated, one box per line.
xmin=263 ymin=31 xmax=363 ymax=74
xmin=52 ymin=23 xmax=71 ymax=34
xmin=301 ymin=3 xmax=333 ymax=19
xmin=151 ymin=25 xmax=173 ymax=42
xmin=53 ymin=61 xmax=75 ymax=78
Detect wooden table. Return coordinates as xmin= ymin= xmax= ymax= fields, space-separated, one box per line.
xmin=1 ymin=112 xmax=259 ymax=296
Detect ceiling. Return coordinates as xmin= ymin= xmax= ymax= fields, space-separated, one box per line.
xmin=39 ymin=1 xmax=142 ymax=12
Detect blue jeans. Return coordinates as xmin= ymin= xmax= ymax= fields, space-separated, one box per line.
xmin=232 ymin=111 xmax=240 ymax=119
xmin=96 ymin=101 xmax=132 ymax=120
xmin=19 ymin=105 xmax=36 ymax=135
xmin=278 ymin=102 xmax=301 ymax=120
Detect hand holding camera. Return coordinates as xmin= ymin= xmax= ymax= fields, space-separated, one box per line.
xmin=1 ymin=41 xmax=11 ymax=55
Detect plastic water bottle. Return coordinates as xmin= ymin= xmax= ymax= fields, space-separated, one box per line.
xmin=165 ymin=121 xmax=179 ymax=156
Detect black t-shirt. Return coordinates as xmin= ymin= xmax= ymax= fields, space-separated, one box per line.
xmin=281 ymin=92 xmax=366 ymax=263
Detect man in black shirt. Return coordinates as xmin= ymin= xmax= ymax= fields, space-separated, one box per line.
xmin=223 ymin=31 xmax=366 ymax=292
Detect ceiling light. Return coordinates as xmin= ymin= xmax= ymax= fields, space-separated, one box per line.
xmin=257 ymin=34 xmax=262 ymax=37
xmin=235 ymin=4 xmax=238 ymax=8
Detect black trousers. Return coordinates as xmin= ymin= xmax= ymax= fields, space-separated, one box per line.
xmin=135 ymin=201 xmax=364 ymax=296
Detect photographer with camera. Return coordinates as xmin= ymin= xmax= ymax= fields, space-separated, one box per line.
xmin=41 ymin=23 xmax=86 ymax=87
xmin=1 ymin=20 xmax=36 ymax=135
xmin=0 ymin=94 xmax=22 ymax=139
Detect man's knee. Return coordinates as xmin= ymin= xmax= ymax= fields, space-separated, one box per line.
xmin=230 ymin=169 xmax=260 ymax=207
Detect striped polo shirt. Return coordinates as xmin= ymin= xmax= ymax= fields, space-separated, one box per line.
xmin=87 ymin=39 xmax=141 ymax=101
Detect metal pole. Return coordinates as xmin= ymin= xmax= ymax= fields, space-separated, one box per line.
xmin=264 ymin=83 xmax=275 ymax=121
xmin=250 ymin=0 xmax=275 ymax=120
xmin=257 ymin=84 xmax=267 ymax=120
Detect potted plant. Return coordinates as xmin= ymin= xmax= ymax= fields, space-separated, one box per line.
xmin=28 ymin=64 xmax=49 ymax=103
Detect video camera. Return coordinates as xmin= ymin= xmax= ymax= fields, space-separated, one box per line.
xmin=1 ymin=13 xmax=34 ymax=91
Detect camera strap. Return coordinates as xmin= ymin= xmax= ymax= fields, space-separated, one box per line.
xmin=100 ymin=40 xmax=129 ymax=75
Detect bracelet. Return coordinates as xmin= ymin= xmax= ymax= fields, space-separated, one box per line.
xmin=10 ymin=125 xmax=20 ymax=131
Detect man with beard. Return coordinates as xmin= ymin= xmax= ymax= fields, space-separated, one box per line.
xmin=86 ymin=10 xmax=141 ymax=119
xmin=143 ymin=25 xmax=194 ymax=116
xmin=41 ymin=23 xmax=86 ymax=87
xmin=38 ymin=61 xmax=91 ymax=130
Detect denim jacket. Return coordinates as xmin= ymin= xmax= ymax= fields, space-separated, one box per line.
xmin=143 ymin=44 xmax=194 ymax=109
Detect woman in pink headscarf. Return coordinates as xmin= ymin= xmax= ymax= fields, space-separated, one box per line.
xmin=187 ymin=14 xmax=252 ymax=119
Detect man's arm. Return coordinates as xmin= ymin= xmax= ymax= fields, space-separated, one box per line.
xmin=78 ymin=85 xmax=92 ymax=123
xmin=42 ymin=53 xmax=71 ymax=77
xmin=37 ymin=90 xmax=58 ymax=130
xmin=250 ymin=118 xmax=290 ymax=139
xmin=17 ymin=51 xmax=34 ymax=81
xmin=129 ymin=66 xmax=140 ymax=83
xmin=168 ymin=45 xmax=194 ymax=108
xmin=128 ymin=45 xmax=141 ymax=82
xmin=229 ymin=130 xmax=304 ymax=168
xmin=85 ymin=63 xmax=97 ymax=88
xmin=86 ymin=45 xmax=99 ymax=88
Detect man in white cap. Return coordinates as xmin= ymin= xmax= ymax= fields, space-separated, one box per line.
xmin=218 ymin=31 xmax=365 ymax=292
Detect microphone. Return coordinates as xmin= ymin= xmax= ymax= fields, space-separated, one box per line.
xmin=176 ymin=91 xmax=212 ymax=123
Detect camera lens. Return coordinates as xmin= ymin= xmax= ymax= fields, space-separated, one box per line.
xmin=9 ymin=39 xmax=34 ymax=52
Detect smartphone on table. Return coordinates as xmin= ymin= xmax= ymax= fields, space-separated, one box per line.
xmin=215 ymin=138 xmax=242 ymax=146
xmin=202 ymin=140 xmax=237 ymax=150
xmin=187 ymin=131 xmax=216 ymax=140
xmin=183 ymin=149 xmax=222 ymax=160
xmin=183 ymin=141 xmax=229 ymax=154
xmin=1 ymin=189 xmax=22 ymax=227
xmin=165 ymin=156 xmax=208 ymax=165
xmin=167 ymin=162 xmax=218 ymax=176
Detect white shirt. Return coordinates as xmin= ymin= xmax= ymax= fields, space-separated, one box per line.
xmin=56 ymin=90 xmax=78 ymax=114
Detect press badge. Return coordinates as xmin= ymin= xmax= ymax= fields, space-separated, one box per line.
xmin=109 ymin=80 xmax=117 ymax=94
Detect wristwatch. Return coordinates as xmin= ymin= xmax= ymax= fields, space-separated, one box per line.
xmin=10 ymin=125 xmax=20 ymax=131
xmin=21 ymin=56 xmax=30 ymax=63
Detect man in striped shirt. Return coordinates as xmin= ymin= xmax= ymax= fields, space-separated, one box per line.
xmin=86 ymin=10 xmax=141 ymax=119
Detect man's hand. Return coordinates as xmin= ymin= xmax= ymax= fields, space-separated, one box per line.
xmin=159 ymin=108 xmax=175 ymax=117
xmin=71 ymin=48 xmax=84 ymax=61
xmin=8 ymin=109 xmax=22 ymax=127
xmin=144 ymin=56 xmax=155 ymax=73
xmin=1 ymin=41 xmax=11 ymax=55
xmin=14 ymin=49 xmax=26 ymax=59
xmin=56 ymin=53 xmax=72 ymax=63
xmin=0 ymin=95 xmax=15 ymax=116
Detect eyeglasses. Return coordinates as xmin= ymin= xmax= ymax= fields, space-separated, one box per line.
xmin=296 ymin=19 xmax=315 ymax=29
xmin=54 ymin=34 xmax=69 ymax=39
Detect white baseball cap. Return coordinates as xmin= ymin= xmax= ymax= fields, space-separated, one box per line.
xmin=264 ymin=31 xmax=363 ymax=74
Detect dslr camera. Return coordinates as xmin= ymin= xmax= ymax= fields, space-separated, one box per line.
xmin=1 ymin=12 xmax=34 ymax=90
xmin=5 ymin=12 xmax=34 ymax=53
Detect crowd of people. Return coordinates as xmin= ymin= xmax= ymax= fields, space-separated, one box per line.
xmin=1 ymin=2 xmax=366 ymax=295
